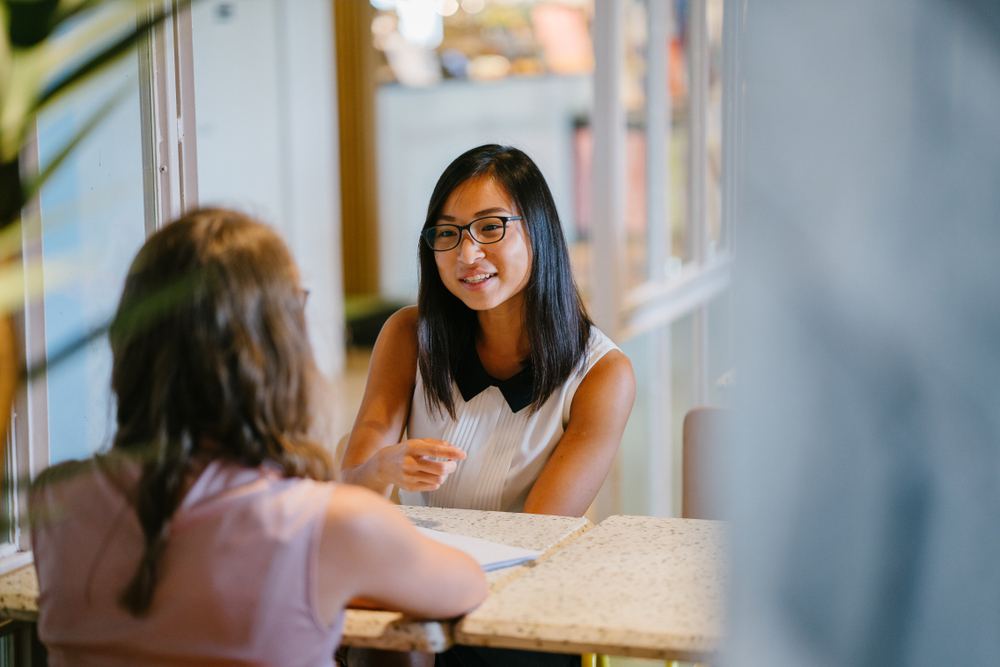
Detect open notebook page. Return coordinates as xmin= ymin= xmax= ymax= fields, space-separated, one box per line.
xmin=414 ymin=527 xmax=543 ymax=572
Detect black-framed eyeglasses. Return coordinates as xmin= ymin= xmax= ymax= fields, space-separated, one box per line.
xmin=420 ymin=216 xmax=523 ymax=252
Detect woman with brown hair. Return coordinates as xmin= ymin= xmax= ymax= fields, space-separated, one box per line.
xmin=30 ymin=209 xmax=486 ymax=666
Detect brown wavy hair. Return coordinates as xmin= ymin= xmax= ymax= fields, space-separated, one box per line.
xmin=110 ymin=208 xmax=333 ymax=615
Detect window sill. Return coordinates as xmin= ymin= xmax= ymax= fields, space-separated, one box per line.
xmin=0 ymin=552 xmax=31 ymax=578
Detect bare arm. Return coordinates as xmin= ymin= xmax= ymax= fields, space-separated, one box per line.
xmin=340 ymin=307 xmax=465 ymax=495
xmin=316 ymin=485 xmax=488 ymax=624
xmin=521 ymin=350 xmax=636 ymax=517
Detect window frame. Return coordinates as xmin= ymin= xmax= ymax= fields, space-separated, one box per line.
xmin=589 ymin=0 xmax=740 ymax=519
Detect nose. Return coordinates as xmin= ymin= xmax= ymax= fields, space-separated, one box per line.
xmin=456 ymin=230 xmax=484 ymax=264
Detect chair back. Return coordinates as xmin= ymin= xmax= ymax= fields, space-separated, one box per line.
xmin=682 ymin=406 xmax=730 ymax=520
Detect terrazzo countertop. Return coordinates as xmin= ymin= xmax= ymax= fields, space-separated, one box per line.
xmin=341 ymin=506 xmax=592 ymax=651
xmin=454 ymin=515 xmax=726 ymax=661
xmin=0 ymin=564 xmax=39 ymax=622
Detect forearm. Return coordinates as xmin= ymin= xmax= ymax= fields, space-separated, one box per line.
xmin=522 ymin=483 xmax=596 ymax=517
xmin=522 ymin=351 xmax=635 ymax=518
xmin=339 ymin=453 xmax=392 ymax=496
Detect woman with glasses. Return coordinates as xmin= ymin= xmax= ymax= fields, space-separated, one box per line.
xmin=30 ymin=210 xmax=487 ymax=666
xmin=341 ymin=145 xmax=634 ymax=666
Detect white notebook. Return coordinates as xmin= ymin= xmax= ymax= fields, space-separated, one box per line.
xmin=415 ymin=527 xmax=543 ymax=572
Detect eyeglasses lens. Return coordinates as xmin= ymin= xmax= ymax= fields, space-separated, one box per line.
xmin=425 ymin=218 xmax=506 ymax=251
xmin=471 ymin=218 xmax=506 ymax=244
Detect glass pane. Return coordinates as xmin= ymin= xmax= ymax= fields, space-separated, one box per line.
xmin=707 ymin=287 xmax=734 ymax=406
xmin=36 ymin=53 xmax=149 ymax=464
xmin=669 ymin=311 xmax=696 ymax=515
xmin=614 ymin=0 xmax=693 ymax=288
xmin=618 ymin=331 xmax=652 ymax=516
xmin=616 ymin=311 xmax=695 ymax=518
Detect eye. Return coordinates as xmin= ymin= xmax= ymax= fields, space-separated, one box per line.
xmin=435 ymin=227 xmax=458 ymax=238
xmin=480 ymin=222 xmax=503 ymax=232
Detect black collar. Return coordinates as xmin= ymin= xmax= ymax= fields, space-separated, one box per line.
xmin=454 ymin=342 xmax=534 ymax=413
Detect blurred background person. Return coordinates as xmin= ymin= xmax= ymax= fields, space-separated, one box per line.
xmin=726 ymin=1 xmax=1000 ymax=666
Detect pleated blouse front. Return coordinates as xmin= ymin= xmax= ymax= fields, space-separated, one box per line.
xmin=400 ymin=327 xmax=619 ymax=513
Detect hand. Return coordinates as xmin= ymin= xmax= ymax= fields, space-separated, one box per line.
xmin=374 ymin=439 xmax=466 ymax=492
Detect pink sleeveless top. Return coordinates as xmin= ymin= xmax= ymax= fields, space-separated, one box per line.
xmin=31 ymin=458 xmax=343 ymax=667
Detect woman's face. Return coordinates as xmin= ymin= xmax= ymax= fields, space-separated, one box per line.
xmin=432 ymin=176 xmax=532 ymax=316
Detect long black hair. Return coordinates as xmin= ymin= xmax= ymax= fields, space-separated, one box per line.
xmin=110 ymin=209 xmax=334 ymax=615
xmin=417 ymin=145 xmax=592 ymax=418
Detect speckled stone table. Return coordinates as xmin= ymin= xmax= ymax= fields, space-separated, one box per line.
xmin=340 ymin=506 xmax=592 ymax=652
xmin=0 ymin=565 xmax=39 ymax=623
xmin=454 ymin=515 xmax=726 ymax=661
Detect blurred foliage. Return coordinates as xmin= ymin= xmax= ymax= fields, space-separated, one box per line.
xmin=1 ymin=0 xmax=190 ymax=228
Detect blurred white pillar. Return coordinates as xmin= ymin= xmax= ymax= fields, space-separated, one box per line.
xmin=589 ymin=0 xmax=626 ymax=520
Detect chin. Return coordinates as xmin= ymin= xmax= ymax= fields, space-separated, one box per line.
xmin=449 ymin=290 xmax=498 ymax=312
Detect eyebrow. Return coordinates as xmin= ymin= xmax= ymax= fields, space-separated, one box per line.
xmin=437 ymin=207 xmax=509 ymax=222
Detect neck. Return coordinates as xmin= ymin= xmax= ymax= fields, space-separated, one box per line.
xmin=475 ymin=298 xmax=530 ymax=378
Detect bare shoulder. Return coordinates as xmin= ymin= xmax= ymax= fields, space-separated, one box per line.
xmin=324 ymin=484 xmax=410 ymax=540
xmin=363 ymin=307 xmax=420 ymax=384
xmin=570 ymin=349 xmax=636 ymax=416
xmin=377 ymin=306 xmax=419 ymax=345
xmin=586 ymin=349 xmax=636 ymax=391
xmin=327 ymin=483 xmax=394 ymax=524
xmin=320 ymin=484 xmax=424 ymax=584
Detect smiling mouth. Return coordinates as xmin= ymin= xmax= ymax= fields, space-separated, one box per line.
xmin=460 ymin=273 xmax=496 ymax=284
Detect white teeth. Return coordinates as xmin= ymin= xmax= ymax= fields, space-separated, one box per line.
xmin=461 ymin=273 xmax=495 ymax=284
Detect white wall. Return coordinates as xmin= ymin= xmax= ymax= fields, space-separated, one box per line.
xmin=192 ymin=0 xmax=344 ymax=376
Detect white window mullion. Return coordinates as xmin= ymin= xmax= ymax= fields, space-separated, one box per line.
xmin=9 ymin=131 xmax=49 ymax=557
xmin=722 ymin=0 xmax=744 ymax=253
xmin=591 ymin=0 xmax=627 ymax=341
xmin=588 ymin=0 xmax=627 ymax=521
xmin=646 ymin=0 xmax=672 ymax=284
xmin=688 ymin=0 xmax=711 ymax=406
xmin=645 ymin=1 xmax=675 ymax=518
xmin=143 ymin=0 xmax=199 ymax=229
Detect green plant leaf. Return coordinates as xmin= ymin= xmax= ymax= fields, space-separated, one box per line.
xmin=51 ymin=0 xmax=121 ymax=26
xmin=0 ymin=214 xmax=24 ymax=260
xmin=7 ymin=0 xmax=61 ymax=48
xmin=0 ymin=157 xmax=21 ymax=225
xmin=0 ymin=252 xmax=72 ymax=314
xmin=1 ymin=1 xmax=187 ymax=163
xmin=0 ymin=45 xmax=48 ymax=162
xmin=0 ymin=4 xmax=13 ymax=108
xmin=35 ymin=0 xmax=190 ymax=111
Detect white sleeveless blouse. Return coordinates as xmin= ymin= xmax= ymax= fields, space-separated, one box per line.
xmin=399 ymin=327 xmax=619 ymax=513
